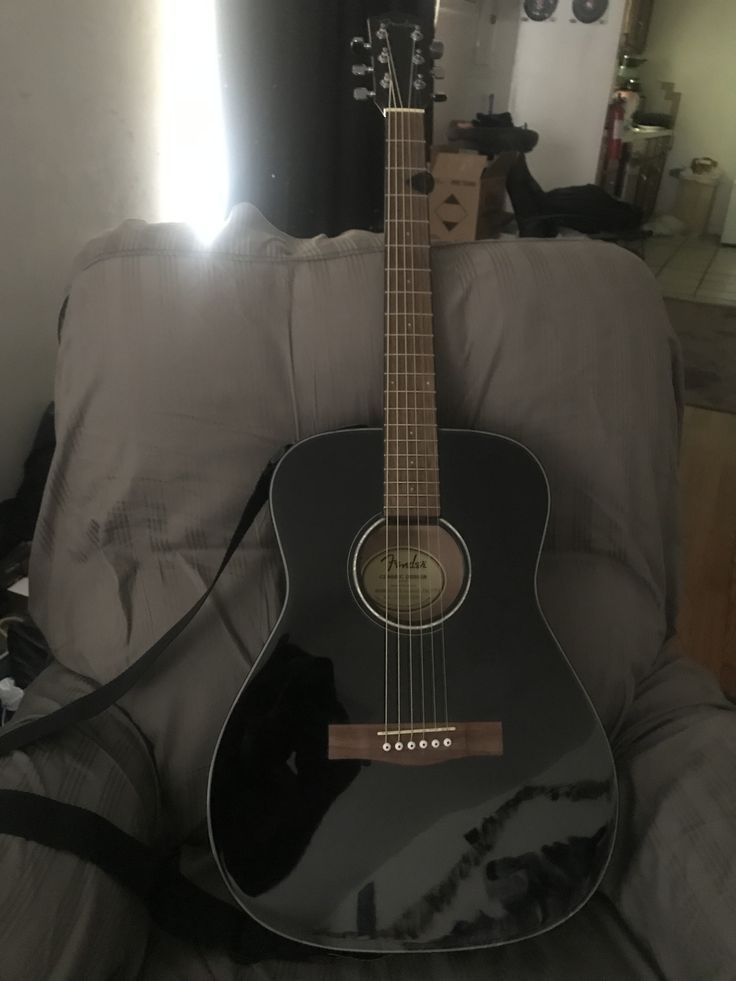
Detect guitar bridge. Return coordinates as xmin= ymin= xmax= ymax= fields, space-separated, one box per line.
xmin=328 ymin=721 xmax=503 ymax=766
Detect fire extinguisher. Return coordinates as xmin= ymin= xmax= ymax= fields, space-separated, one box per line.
xmin=608 ymin=96 xmax=625 ymax=163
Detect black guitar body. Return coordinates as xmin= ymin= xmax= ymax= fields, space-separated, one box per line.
xmin=208 ymin=428 xmax=617 ymax=954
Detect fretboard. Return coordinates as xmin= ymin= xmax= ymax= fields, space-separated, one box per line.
xmin=384 ymin=108 xmax=439 ymax=520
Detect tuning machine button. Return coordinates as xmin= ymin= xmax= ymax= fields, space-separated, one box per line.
xmin=350 ymin=36 xmax=370 ymax=53
xmin=353 ymin=87 xmax=375 ymax=101
xmin=351 ymin=64 xmax=373 ymax=76
xmin=429 ymin=39 xmax=445 ymax=59
xmin=433 ymin=93 xmax=448 ymax=103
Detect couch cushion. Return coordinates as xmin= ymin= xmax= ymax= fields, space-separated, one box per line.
xmin=29 ymin=206 xmax=682 ymax=838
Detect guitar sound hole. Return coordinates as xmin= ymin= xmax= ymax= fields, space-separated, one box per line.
xmin=352 ymin=518 xmax=470 ymax=629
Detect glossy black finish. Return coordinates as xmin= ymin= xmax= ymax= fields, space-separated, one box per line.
xmin=208 ymin=428 xmax=617 ymax=953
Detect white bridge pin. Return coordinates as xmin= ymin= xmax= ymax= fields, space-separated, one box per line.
xmin=419 ymin=739 xmax=428 ymax=749
xmin=407 ymin=741 xmax=416 ymax=750
xmin=431 ymin=739 xmax=440 ymax=748
xmin=395 ymin=741 xmax=404 ymax=751
xmin=383 ymin=742 xmax=391 ymax=752
xmin=443 ymin=737 xmax=452 ymax=747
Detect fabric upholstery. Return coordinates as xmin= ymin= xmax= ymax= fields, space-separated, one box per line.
xmin=0 ymin=205 xmax=733 ymax=978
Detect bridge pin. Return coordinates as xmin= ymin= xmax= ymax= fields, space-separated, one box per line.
xmin=382 ymin=742 xmax=391 ymax=752
xmin=395 ymin=741 xmax=404 ymax=751
xmin=431 ymin=739 xmax=440 ymax=748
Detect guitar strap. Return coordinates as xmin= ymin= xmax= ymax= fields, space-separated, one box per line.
xmin=0 ymin=446 xmax=316 ymax=963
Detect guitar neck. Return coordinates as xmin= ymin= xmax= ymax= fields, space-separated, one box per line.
xmin=384 ymin=108 xmax=440 ymax=520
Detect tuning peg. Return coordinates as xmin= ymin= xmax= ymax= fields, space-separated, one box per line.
xmin=350 ymin=36 xmax=370 ymax=53
xmin=351 ymin=64 xmax=373 ymax=76
xmin=433 ymin=92 xmax=448 ymax=103
xmin=353 ymin=87 xmax=375 ymax=101
xmin=429 ymin=39 xmax=444 ymax=59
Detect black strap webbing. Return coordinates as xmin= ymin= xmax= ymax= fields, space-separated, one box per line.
xmin=0 ymin=790 xmax=306 ymax=964
xmin=0 ymin=450 xmax=317 ymax=962
xmin=0 ymin=451 xmax=282 ymax=758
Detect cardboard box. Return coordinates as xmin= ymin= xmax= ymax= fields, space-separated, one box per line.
xmin=429 ymin=148 xmax=517 ymax=242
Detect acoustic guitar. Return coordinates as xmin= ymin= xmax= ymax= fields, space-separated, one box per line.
xmin=208 ymin=11 xmax=617 ymax=954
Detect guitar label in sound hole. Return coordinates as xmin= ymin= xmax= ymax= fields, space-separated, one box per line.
xmin=361 ymin=546 xmax=445 ymax=615
xmin=353 ymin=519 xmax=470 ymax=628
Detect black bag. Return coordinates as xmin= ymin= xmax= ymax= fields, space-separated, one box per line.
xmin=506 ymin=154 xmax=644 ymax=237
xmin=544 ymin=184 xmax=644 ymax=234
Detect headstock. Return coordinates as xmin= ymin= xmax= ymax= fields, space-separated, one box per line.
xmin=351 ymin=13 xmax=445 ymax=114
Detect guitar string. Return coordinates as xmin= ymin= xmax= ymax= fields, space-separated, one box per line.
xmin=385 ymin=35 xmax=403 ymax=746
xmin=420 ymin=123 xmax=448 ymax=736
xmin=409 ymin=65 xmax=446 ymax=736
xmin=410 ymin=107 xmax=422 ymax=744
xmin=426 ymin=110 xmax=450 ymax=735
xmin=421 ymin=112 xmax=439 ymax=736
xmin=383 ymin=71 xmax=393 ymax=750
xmin=385 ymin=30 xmax=450 ymax=747
xmin=393 ymin=50 xmax=404 ymax=746
xmin=400 ymin=98 xmax=416 ymax=746
xmin=406 ymin=50 xmax=423 ymax=748
xmin=409 ymin=105 xmax=429 ymax=743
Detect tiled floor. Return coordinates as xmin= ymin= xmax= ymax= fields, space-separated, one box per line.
xmin=645 ymin=235 xmax=736 ymax=305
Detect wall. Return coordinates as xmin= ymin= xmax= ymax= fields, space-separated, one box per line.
xmin=433 ymin=0 xmax=522 ymax=142
xmin=638 ymin=0 xmax=736 ymax=234
xmin=506 ymin=0 xmax=626 ymax=191
xmin=0 ymin=2 xmax=160 ymax=501
xmin=436 ymin=0 xmax=627 ymax=191
xmin=434 ymin=0 xmax=494 ymax=140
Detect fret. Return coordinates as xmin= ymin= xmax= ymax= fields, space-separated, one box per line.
xmin=382 ymin=310 xmax=432 ymax=322
xmin=386 ymin=265 xmax=432 ymax=278
xmin=384 ymin=375 xmax=435 ymax=385
xmin=386 ymin=218 xmax=427 ymax=226
xmin=386 ymin=471 xmax=439 ymax=493
xmin=385 ymin=351 xmax=435 ymax=359
xmin=385 ymin=514 xmax=441 ymax=520
xmin=385 ymin=388 xmax=436 ymax=395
